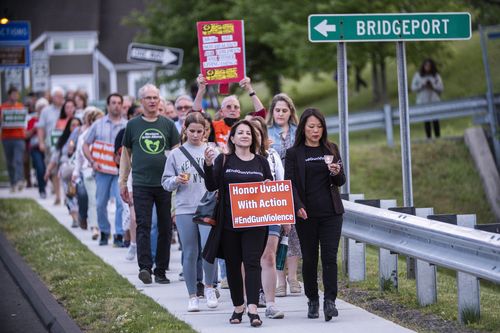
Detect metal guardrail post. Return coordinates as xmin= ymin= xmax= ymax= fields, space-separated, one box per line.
xmin=457 ymin=214 xmax=481 ymax=324
xmin=383 ymin=104 xmax=394 ymax=147
xmin=415 ymin=207 xmax=437 ymax=306
xmin=378 ymin=200 xmax=398 ymax=291
xmin=342 ymin=194 xmax=364 ymax=278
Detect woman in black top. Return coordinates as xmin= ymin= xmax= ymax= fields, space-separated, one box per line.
xmin=285 ymin=108 xmax=345 ymax=322
xmin=204 ymin=120 xmax=272 ymax=327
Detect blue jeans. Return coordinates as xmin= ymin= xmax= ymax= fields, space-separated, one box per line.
xmin=176 ymin=214 xmax=216 ymax=295
xmin=2 ymin=139 xmax=25 ymax=186
xmin=151 ymin=205 xmax=158 ymax=261
xmin=95 ymin=172 xmax=123 ymax=235
xmin=30 ymin=147 xmax=46 ymax=194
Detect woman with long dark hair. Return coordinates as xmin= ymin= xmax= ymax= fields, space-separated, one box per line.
xmin=285 ymin=108 xmax=345 ymax=321
xmin=411 ymin=58 xmax=444 ymax=138
xmin=203 ymin=120 xmax=273 ymax=327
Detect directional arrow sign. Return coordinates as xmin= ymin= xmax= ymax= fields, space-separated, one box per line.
xmin=309 ymin=13 xmax=471 ymax=42
xmin=127 ymin=43 xmax=183 ymax=69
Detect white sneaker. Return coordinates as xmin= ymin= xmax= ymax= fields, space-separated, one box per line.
xmin=205 ymin=287 xmax=219 ymax=309
xmin=125 ymin=244 xmax=136 ymax=261
xmin=188 ymin=296 xmax=200 ymax=312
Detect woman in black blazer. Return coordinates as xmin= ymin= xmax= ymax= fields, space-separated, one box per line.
xmin=284 ymin=108 xmax=345 ymax=321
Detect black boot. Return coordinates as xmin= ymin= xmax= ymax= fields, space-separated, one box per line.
xmin=323 ymin=299 xmax=338 ymax=321
xmin=307 ymin=299 xmax=319 ymax=319
xmin=99 ymin=232 xmax=109 ymax=246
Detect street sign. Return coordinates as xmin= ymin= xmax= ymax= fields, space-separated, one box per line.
xmin=127 ymin=43 xmax=183 ymax=69
xmin=309 ymin=13 xmax=471 ymax=43
xmin=0 ymin=21 xmax=31 ymax=67
xmin=31 ymin=51 xmax=50 ymax=92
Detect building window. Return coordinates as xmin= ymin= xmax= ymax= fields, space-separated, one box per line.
xmin=49 ymin=35 xmax=96 ymax=54
xmin=53 ymin=39 xmax=70 ymax=51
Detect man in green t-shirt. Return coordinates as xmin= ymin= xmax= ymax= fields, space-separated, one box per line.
xmin=120 ymin=83 xmax=179 ymax=284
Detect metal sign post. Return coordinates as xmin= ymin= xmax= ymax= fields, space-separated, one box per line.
xmin=337 ymin=42 xmax=350 ymax=194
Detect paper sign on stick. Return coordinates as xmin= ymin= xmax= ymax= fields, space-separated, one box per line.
xmin=1 ymin=107 xmax=27 ymax=129
xmin=197 ymin=20 xmax=246 ymax=85
xmin=91 ymin=140 xmax=118 ymax=175
xmin=229 ymin=180 xmax=295 ymax=228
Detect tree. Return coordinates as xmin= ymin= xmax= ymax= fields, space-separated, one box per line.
xmin=127 ymin=0 xmax=478 ymax=101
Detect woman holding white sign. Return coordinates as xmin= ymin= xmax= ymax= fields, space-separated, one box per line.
xmin=203 ymin=119 xmax=272 ymax=327
xmin=162 ymin=112 xmax=219 ymax=312
xmin=285 ymin=108 xmax=345 ymax=322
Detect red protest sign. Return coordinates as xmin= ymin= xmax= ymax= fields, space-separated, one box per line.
xmin=197 ymin=20 xmax=246 ymax=85
xmin=229 ymin=180 xmax=295 ymax=228
xmin=91 ymin=140 xmax=118 ymax=175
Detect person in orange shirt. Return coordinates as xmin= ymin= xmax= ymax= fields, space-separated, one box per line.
xmin=192 ymin=75 xmax=267 ymax=151
xmin=0 ymin=87 xmax=27 ymax=192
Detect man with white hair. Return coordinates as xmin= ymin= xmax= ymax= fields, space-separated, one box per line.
xmin=37 ymin=86 xmax=65 ymax=203
xmin=120 ymin=83 xmax=179 ymax=285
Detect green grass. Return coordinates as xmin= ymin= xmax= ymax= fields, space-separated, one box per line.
xmin=348 ymin=137 xmax=495 ymax=224
xmin=0 ymin=199 xmax=196 ymax=333
xmin=337 ymin=245 xmax=500 ymax=332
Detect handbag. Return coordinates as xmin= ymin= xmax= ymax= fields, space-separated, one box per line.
xmin=178 ymin=146 xmax=225 ymax=226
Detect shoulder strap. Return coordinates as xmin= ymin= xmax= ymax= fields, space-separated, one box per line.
xmin=179 ymin=145 xmax=205 ymax=179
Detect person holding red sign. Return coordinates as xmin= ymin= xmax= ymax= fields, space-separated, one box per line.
xmin=193 ymin=74 xmax=266 ymax=150
xmin=203 ymin=120 xmax=272 ymax=327
xmin=0 ymin=86 xmax=26 ymax=192
xmin=83 ymin=93 xmax=128 ymax=247
xmin=285 ymin=108 xmax=345 ymax=322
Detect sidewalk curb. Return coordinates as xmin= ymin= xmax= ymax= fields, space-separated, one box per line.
xmin=0 ymin=232 xmax=83 ymax=333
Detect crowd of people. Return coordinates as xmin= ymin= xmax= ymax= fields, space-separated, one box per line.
xmin=0 ymin=76 xmax=345 ymax=327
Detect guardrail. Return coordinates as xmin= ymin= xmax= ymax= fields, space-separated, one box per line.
xmin=326 ymin=94 xmax=500 ymax=146
xmin=341 ymin=197 xmax=500 ymax=324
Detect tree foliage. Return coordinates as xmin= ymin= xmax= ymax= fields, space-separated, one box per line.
xmin=127 ymin=0 xmax=488 ymax=99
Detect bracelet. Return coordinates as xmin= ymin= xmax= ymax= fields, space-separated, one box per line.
xmin=249 ymin=91 xmax=256 ymax=97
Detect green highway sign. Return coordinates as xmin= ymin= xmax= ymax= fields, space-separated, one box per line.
xmin=308 ymin=13 xmax=471 ymax=42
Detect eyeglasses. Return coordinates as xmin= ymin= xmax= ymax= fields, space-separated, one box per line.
xmin=176 ymin=105 xmax=192 ymax=111
xmin=143 ymin=96 xmax=159 ymax=101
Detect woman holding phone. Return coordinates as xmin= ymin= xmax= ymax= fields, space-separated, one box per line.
xmin=285 ymin=108 xmax=345 ymax=322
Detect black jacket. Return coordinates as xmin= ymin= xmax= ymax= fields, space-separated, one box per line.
xmin=284 ymin=143 xmax=345 ymax=215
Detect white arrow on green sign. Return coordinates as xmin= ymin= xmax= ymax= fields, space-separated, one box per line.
xmin=309 ymin=12 xmax=471 ymax=42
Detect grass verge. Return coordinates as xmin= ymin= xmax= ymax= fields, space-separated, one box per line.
xmin=336 ymin=245 xmax=500 ymax=332
xmin=0 ymin=198 xmax=196 ymax=333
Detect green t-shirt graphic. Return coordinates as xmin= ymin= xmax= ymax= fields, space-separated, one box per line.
xmin=123 ymin=116 xmax=179 ymax=187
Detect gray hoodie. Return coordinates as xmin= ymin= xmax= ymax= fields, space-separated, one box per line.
xmin=161 ymin=142 xmax=214 ymax=215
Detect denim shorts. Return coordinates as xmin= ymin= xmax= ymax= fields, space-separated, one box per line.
xmin=268 ymin=225 xmax=280 ymax=237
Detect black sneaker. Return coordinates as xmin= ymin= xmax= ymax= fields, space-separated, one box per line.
xmin=155 ymin=273 xmax=171 ymax=284
xmin=196 ymin=282 xmax=205 ymax=298
xmin=99 ymin=232 xmax=109 ymax=246
xmin=138 ymin=269 xmax=152 ymax=284
xmin=113 ymin=234 xmax=124 ymax=248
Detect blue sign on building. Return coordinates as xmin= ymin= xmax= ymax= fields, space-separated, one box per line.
xmin=0 ymin=21 xmax=31 ymax=68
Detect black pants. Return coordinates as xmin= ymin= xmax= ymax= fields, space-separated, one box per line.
xmin=295 ymin=215 xmax=343 ymax=302
xmin=133 ymin=186 xmax=172 ymax=275
xmin=222 ymin=227 xmax=267 ymax=306
xmin=424 ymin=120 xmax=440 ymax=138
